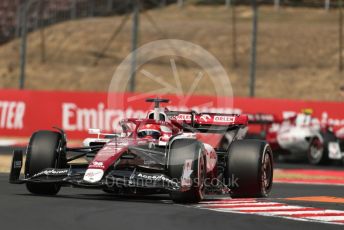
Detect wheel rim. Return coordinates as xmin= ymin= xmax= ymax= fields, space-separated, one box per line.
xmin=261 ymin=151 xmax=272 ymax=194
xmin=309 ymin=138 xmax=323 ymax=162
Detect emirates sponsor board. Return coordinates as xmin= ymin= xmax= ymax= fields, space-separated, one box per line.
xmin=0 ymin=89 xmax=343 ymax=139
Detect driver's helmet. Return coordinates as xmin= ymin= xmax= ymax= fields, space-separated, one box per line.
xmin=296 ymin=108 xmax=313 ymax=126
xmin=137 ymin=124 xmax=161 ymax=139
xmin=302 ymin=108 xmax=313 ymax=115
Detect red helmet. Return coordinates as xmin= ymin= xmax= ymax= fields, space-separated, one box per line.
xmin=137 ymin=124 xmax=161 ymax=139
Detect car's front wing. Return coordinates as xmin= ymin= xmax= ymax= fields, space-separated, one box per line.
xmin=9 ymin=150 xmax=181 ymax=191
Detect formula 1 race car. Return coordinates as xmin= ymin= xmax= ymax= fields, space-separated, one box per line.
xmin=9 ymin=98 xmax=273 ymax=203
xmin=248 ymin=110 xmax=344 ymax=165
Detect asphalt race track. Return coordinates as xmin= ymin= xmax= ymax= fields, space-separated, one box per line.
xmin=1 ymin=173 xmax=343 ymax=230
xmin=1 ymin=147 xmax=344 ymax=229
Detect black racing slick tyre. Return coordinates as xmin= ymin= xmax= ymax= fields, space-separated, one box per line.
xmin=226 ymin=140 xmax=273 ymax=198
xmin=25 ymin=131 xmax=66 ymax=195
xmin=167 ymin=139 xmax=206 ymax=204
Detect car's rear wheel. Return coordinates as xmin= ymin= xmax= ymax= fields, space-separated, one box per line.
xmin=226 ymin=140 xmax=273 ymax=198
xmin=25 ymin=131 xmax=66 ymax=195
xmin=167 ymin=139 xmax=206 ymax=203
xmin=308 ymin=132 xmax=337 ymax=165
xmin=307 ymin=137 xmax=325 ymax=165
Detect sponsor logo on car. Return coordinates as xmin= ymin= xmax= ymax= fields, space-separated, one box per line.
xmin=13 ymin=161 xmax=22 ymax=169
xmin=328 ymin=142 xmax=342 ymax=160
xmin=136 ymin=173 xmax=179 ymax=187
xmin=91 ymin=161 xmax=104 ymax=168
xmin=173 ymin=114 xmax=192 ymax=121
xmin=136 ymin=173 xmax=167 ymax=181
xmin=83 ymin=169 xmax=104 ymax=183
xmin=214 ymin=116 xmax=235 ymax=123
xmin=32 ymin=169 xmax=69 ymax=178
xmin=181 ymin=159 xmax=193 ymax=187
xmin=200 ymin=114 xmax=211 ymax=122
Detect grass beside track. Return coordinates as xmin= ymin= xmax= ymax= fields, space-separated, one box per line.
xmin=0 ymin=5 xmax=342 ymax=100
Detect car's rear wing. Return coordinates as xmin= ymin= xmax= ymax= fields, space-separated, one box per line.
xmin=166 ymin=111 xmax=248 ymax=132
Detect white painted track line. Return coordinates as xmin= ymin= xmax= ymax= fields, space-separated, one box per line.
xmin=194 ymin=198 xmax=344 ymax=226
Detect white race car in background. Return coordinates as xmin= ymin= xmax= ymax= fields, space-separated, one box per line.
xmin=265 ymin=111 xmax=344 ymax=165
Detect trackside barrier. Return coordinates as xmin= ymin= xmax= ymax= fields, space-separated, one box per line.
xmin=0 ymin=89 xmax=343 ymax=140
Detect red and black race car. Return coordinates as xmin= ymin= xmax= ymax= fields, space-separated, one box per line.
xmin=9 ymin=98 xmax=273 ymax=203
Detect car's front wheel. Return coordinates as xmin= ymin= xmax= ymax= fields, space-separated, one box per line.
xmin=25 ymin=130 xmax=66 ymax=195
xmin=167 ymin=139 xmax=206 ymax=203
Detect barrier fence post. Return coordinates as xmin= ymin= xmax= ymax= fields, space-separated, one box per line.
xmin=178 ymin=0 xmax=184 ymax=8
xmin=106 ymin=0 xmax=113 ymax=14
xmin=249 ymin=0 xmax=258 ymax=97
xmin=340 ymin=0 xmax=343 ymax=71
xmin=39 ymin=0 xmax=46 ymax=63
xmin=19 ymin=0 xmax=29 ymax=90
xmin=160 ymin=0 xmax=166 ymax=8
xmin=231 ymin=0 xmax=238 ymax=68
xmin=89 ymin=0 xmax=95 ymax=17
xmin=130 ymin=0 xmax=139 ymax=92
xmin=325 ymin=0 xmax=330 ymax=11
xmin=226 ymin=0 xmax=231 ymax=8
xmin=71 ymin=0 xmax=77 ymax=19
xmin=274 ymin=0 xmax=280 ymax=11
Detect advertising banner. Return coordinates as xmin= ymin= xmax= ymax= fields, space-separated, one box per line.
xmin=0 ymin=89 xmax=343 ymax=140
